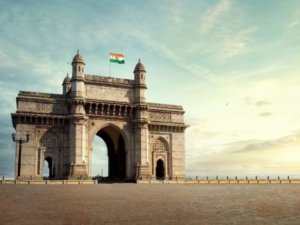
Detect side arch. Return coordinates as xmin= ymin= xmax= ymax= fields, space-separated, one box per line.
xmin=150 ymin=136 xmax=170 ymax=179
xmin=38 ymin=130 xmax=62 ymax=178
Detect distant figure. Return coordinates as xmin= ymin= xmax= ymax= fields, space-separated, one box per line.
xmin=225 ymin=103 xmax=228 ymax=105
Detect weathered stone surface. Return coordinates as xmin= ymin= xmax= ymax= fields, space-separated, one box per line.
xmin=11 ymin=51 xmax=189 ymax=180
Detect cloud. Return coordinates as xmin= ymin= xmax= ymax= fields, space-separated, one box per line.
xmin=243 ymin=98 xmax=272 ymax=107
xmin=200 ymin=0 xmax=232 ymax=34
xmin=258 ymin=112 xmax=273 ymax=117
xmin=186 ymin=131 xmax=300 ymax=176
xmin=244 ymin=97 xmax=252 ymax=105
xmin=198 ymin=0 xmax=258 ymax=60
xmin=256 ymin=101 xmax=272 ymax=106
xmin=218 ymin=27 xmax=258 ymax=59
xmin=236 ymin=133 xmax=299 ymax=153
xmin=288 ymin=21 xmax=298 ymax=27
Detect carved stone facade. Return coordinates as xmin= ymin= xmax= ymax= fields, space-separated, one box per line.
xmin=11 ymin=51 xmax=189 ymax=180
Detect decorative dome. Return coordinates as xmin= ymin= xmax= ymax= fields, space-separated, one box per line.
xmin=72 ymin=50 xmax=85 ymax=64
xmin=63 ymin=73 xmax=71 ymax=83
xmin=134 ymin=59 xmax=146 ymax=73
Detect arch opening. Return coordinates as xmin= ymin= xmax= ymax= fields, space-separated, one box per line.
xmin=91 ymin=136 xmax=108 ymax=177
xmin=156 ymin=159 xmax=164 ymax=179
xmin=43 ymin=157 xmax=55 ymax=179
xmin=93 ymin=126 xmax=126 ymax=179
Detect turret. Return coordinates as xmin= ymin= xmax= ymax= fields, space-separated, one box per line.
xmin=134 ymin=59 xmax=147 ymax=103
xmin=62 ymin=73 xmax=71 ymax=94
xmin=71 ymin=50 xmax=85 ymax=98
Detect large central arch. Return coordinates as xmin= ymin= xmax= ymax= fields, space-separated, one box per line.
xmin=92 ymin=125 xmax=127 ymax=179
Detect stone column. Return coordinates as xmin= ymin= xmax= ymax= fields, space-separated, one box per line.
xmin=164 ymin=155 xmax=169 ymax=179
xmin=68 ymin=116 xmax=89 ymax=179
xmin=134 ymin=121 xmax=151 ymax=179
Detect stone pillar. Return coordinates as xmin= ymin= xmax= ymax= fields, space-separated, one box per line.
xmin=68 ymin=116 xmax=89 ymax=179
xmin=134 ymin=109 xmax=151 ymax=179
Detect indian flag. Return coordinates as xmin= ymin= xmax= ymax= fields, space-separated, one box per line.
xmin=109 ymin=52 xmax=125 ymax=64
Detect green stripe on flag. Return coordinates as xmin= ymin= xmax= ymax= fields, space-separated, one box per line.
xmin=110 ymin=59 xmax=125 ymax=64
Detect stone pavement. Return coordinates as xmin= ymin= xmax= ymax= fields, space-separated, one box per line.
xmin=1 ymin=184 xmax=300 ymax=224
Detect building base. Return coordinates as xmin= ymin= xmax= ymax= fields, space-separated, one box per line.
xmin=68 ymin=164 xmax=88 ymax=179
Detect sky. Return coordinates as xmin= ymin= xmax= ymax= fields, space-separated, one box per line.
xmin=1 ymin=0 xmax=300 ymax=179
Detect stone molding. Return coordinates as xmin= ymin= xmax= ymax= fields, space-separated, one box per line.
xmin=18 ymin=91 xmax=65 ymax=99
xmin=69 ymin=116 xmax=88 ymax=125
xmin=148 ymin=102 xmax=183 ymax=110
xmin=85 ymin=74 xmax=135 ymax=87
xmin=11 ymin=113 xmax=68 ymax=128
xmin=149 ymin=124 xmax=187 ymax=133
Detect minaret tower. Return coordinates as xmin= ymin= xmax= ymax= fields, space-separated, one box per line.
xmin=133 ymin=59 xmax=151 ymax=179
xmin=71 ymin=50 xmax=85 ymax=98
xmin=134 ymin=59 xmax=147 ymax=103
xmin=68 ymin=50 xmax=88 ymax=179
xmin=62 ymin=73 xmax=71 ymax=94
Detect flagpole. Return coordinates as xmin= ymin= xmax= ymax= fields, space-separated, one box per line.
xmin=109 ymin=52 xmax=111 ymax=78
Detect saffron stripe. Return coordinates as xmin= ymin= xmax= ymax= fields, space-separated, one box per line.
xmin=109 ymin=52 xmax=124 ymax=58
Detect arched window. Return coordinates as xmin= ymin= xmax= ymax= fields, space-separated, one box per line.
xmin=141 ymin=74 xmax=143 ymax=79
xmin=78 ymin=66 xmax=80 ymax=72
xmin=82 ymin=67 xmax=84 ymax=72
xmin=44 ymin=157 xmax=55 ymax=178
xmin=152 ymin=138 xmax=167 ymax=152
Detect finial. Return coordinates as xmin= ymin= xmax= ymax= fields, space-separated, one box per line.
xmin=67 ymin=73 xmax=69 ymax=77
xmin=77 ymin=49 xmax=80 ymax=54
xmin=138 ymin=58 xmax=141 ymax=63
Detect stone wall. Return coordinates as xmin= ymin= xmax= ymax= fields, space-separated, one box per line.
xmin=86 ymin=85 xmax=135 ymax=103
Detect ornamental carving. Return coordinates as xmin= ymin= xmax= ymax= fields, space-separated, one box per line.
xmin=36 ymin=103 xmax=66 ymax=113
xmin=40 ymin=132 xmax=59 ymax=147
xmin=149 ymin=112 xmax=171 ymax=121
xmin=87 ymin=86 xmax=128 ymax=97
xmin=152 ymin=138 xmax=167 ymax=152
xmin=70 ymin=116 xmax=88 ymax=125
xmin=171 ymin=114 xmax=183 ymax=123
xmin=36 ymin=103 xmax=53 ymax=110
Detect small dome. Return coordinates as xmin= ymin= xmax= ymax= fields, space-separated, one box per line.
xmin=63 ymin=73 xmax=71 ymax=83
xmin=134 ymin=59 xmax=146 ymax=73
xmin=72 ymin=50 xmax=85 ymax=64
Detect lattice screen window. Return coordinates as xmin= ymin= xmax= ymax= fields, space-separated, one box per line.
xmin=152 ymin=138 xmax=167 ymax=152
xmin=40 ymin=132 xmax=58 ymax=147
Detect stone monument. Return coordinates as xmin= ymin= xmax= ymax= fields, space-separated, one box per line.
xmin=11 ymin=51 xmax=189 ymax=180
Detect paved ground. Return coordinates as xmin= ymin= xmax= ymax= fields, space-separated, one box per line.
xmin=0 ymin=184 xmax=300 ymax=225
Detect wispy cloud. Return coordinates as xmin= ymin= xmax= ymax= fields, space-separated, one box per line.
xmin=187 ymin=130 xmax=300 ymax=176
xmin=198 ymin=0 xmax=258 ymax=60
xmin=200 ymin=0 xmax=232 ymax=34
xmin=256 ymin=101 xmax=272 ymax=106
xmin=258 ymin=112 xmax=273 ymax=117
xmin=237 ymin=133 xmax=299 ymax=153
xmin=288 ymin=21 xmax=298 ymax=27
xmin=219 ymin=27 xmax=258 ymax=59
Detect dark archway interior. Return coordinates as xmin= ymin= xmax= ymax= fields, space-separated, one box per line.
xmin=45 ymin=157 xmax=55 ymax=178
xmin=96 ymin=129 xmax=126 ymax=179
xmin=156 ymin=159 xmax=164 ymax=179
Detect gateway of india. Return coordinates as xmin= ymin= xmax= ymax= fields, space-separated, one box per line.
xmin=11 ymin=51 xmax=189 ymax=180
